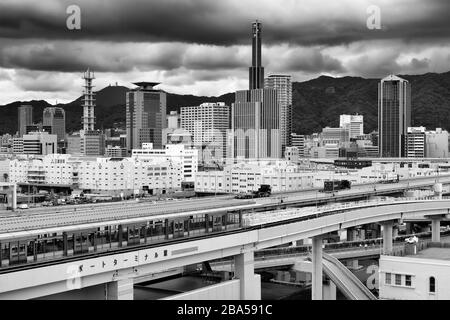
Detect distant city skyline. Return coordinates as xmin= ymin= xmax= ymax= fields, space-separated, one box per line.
xmin=0 ymin=0 xmax=450 ymax=104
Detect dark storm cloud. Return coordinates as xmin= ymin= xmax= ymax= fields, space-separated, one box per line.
xmin=268 ymin=47 xmax=344 ymax=73
xmin=1 ymin=0 xmax=450 ymax=46
xmin=0 ymin=40 xmax=187 ymax=72
xmin=13 ymin=70 xmax=75 ymax=92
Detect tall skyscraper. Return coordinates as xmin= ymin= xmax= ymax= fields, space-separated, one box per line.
xmin=126 ymin=82 xmax=167 ymax=152
xmin=82 ymin=69 xmax=96 ymax=131
xmin=378 ymin=75 xmax=411 ymax=157
xmin=18 ymin=105 xmax=33 ymax=137
xmin=43 ymin=107 xmax=66 ymax=141
xmin=249 ymin=20 xmax=264 ymax=90
xmin=232 ymin=20 xmax=281 ymax=159
xmin=232 ymin=89 xmax=280 ymax=159
xmin=265 ymin=74 xmax=292 ymax=153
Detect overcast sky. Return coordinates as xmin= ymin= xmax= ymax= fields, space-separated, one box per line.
xmin=0 ymin=0 xmax=450 ymax=104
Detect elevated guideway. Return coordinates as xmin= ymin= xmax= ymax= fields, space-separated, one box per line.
xmin=320 ymin=253 xmax=376 ymax=300
xmin=2 ymin=197 xmax=450 ymax=300
xmin=1 ymin=175 xmax=449 ymax=235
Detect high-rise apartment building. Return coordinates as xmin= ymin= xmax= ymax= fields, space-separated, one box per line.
xmin=340 ymin=114 xmax=364 ymax=139
xmin=43 ymin=107 xmax=66 ymax=141
xmin=265 ymin=74 xmax=292 ymax=154
xmin=232 ymin=21 xmax=281 ymax=159
xmin=378 ymin=75 xmax=411 ymax=157
xmin=126 ymin=82 xmax=167 ymax=152
xmin=181 ymin=102 xmax=230 ymax=164
xmin=18 ymin=105 xmax=33 ymax=137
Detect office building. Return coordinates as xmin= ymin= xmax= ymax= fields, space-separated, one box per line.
xmin=426 ymin=128 xmax=448 ymax=158
xmin=340 ymin=114 xmax=364 ymax=139
xmin=378 ymin=75 xmax=411 ymax=157
xmin=80 ymin=130 xmax=105 ymax=156
xmin=126 ymin=82 xmax=167 ymax=152
xmin=181 ymin=102 xmax=230 ymax=164
xmin=18 ymin=105 xmax=33 ymax=137
xmin=405 ymin=127 xmax=426 ymax=158
xmin=12 ymin=138 xmax=24 ymax=154
xmin=23 ymin=131 xmax=57 ymax=155
xmin=26 ymin=124 xmax=52 ymax=135
xmin=105 ymin=146 xmax=128 ymax=158
xmin=232 ymin=89 xmax=280 ymax=159
xmin=265 ymin=74 xmax=292 ymax=153
xmin=43 ymin=107 xmax=66 ymax=141
xmin=167 ymin=110 xmax=180 ymax=130
xmin=322 ymin=127 xmax=350 ymax=145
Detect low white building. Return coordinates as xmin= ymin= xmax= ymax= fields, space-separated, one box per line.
xmin=195 ymin=160 xmax=314 ymax=194
xmin=132 ymin=143 xmax=198 ymax=183
xmin=76 ymin=157 xmax=180 ymax=195
xmin=9 ymin=154 xmax=74 ymax=185
xmin=8 ymin=153 xmax=182 ymax=195
xmin=379 ymin=246 xmax=450 ymax=300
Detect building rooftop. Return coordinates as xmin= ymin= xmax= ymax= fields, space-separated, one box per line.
xmin=406 ymin=247 xmax=450 ymax=261
xmin=132 ymin=82 xmax=161 ymax=90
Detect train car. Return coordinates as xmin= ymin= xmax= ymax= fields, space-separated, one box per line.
xmin=323 ymin=180 xmax=351 ymax=192
xmin=0 ymin=207 xmax=246 ymax=270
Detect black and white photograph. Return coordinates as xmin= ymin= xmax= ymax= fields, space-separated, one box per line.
xmin=1 ymin=0 xmax=450 ymax=307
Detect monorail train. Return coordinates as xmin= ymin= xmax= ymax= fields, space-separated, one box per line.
xmin=0 ymin=208 xmax=247 ymax=270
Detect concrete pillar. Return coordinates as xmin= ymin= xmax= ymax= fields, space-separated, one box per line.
xmin=431 ymin=218 xmax=441 ymax=242
xmin=106 ymin=278 xmax=134 ymax=300
xmin=311 ymin=236 xmax=323 ymax=300
xmin=434 ymin=183 xmax=443 ymax=200
xmin=276 ymin=271 xmax=283 ymax=281
xmin=406 ymin=222 xmax=413 ymax=234
xmin=347 ymin=228 xmax=358 ymax=241
xmin=283 ymin=271 xmax=291 ymax=282
xmin=381 ymin=221 xmax=393 ymax=255
xmin=339 ymin=229 xmax=347 ymax=242
xmin=393 ymin=227 xmax=399 ymax=238
xmin=346 ymin=259 xmax=359 ymax=270
xmin=323 ymin=280 xmax=336 ymax=300
xmin=235 ymin=251 xmax=260 ymax=300
xmin=12 ymin=184 xmax=17 ymax=211
xmin=359 ymin=229 xmax=365 ymax=241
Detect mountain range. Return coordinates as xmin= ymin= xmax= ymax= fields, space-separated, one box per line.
xmin=1 ymin=71 xmax=450 ymax=136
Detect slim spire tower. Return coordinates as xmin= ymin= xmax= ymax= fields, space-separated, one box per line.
xmin=249 ymin=20 xmax=264 ymax=89
xmin=82 ymin=69 xmax=96 ymax=131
